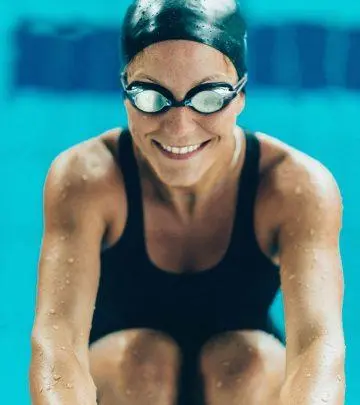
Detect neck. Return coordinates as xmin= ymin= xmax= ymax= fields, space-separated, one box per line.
xmin=139 ymin=127 xmax=245 ymax=223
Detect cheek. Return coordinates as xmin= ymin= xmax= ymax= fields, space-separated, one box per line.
xmin=125 ymin=101 xmax=148 ymax=125
xmin=125 ymin=103 xmax=159 ymax=139
xmin=201 ymin=104 xmax=239 ymax=133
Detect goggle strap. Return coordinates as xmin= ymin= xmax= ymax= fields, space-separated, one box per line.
xmin=234 ymin=73 xmax=248 ymax=93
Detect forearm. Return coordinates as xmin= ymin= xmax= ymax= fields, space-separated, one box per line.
xmin=280 ymin=338 xmax=345 ymax=405
xmin=30 ymin=340 xmax=97 ymax=405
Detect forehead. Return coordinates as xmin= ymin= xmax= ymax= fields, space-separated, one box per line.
xmin=127 ymin=40 xmax=236 ymax=82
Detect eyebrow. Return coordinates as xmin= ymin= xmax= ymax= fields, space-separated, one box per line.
xmin=133 ymin=73 xmax=229 ymax=87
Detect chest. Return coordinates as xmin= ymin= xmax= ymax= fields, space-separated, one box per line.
xmin=105 ymin=171 xmax=277 ymax=274
xmin=143 ymin=193 xmax=238 ymax=273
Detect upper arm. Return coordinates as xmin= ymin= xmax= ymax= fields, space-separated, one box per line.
xmin=275 ymin=155 xmax=344 ymax=360
xmin=32 ymin=144 xmax=110 ymax=350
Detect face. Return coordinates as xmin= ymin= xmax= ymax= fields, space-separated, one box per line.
xmin=124 ymin=40 xmax=245 ymax=188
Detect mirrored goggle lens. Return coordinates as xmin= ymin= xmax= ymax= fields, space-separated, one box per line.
xmin=132 ymin=88 xmax=230 ymax=113
xmin=191 ymin=90 xmax=225 ymax=113
xmin=134 ymin=90 xmax=170 ymax=113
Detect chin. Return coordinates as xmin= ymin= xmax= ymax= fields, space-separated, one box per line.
xmin=142 ymin=142 xmax=216 ymax=188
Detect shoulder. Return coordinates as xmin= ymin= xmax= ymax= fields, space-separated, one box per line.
xmin=255 ymin=132 xmax=342 ymax=230
xmin=46 ymin=127 xmax=122 ymax=190
xmin=44 ymin=128 xmax=125 ymax=217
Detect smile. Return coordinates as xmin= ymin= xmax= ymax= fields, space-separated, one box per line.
xmin=159 ymin=142 xmax=202 ymax=154
xmin=152 ymin=139 xmax=211 ymax=160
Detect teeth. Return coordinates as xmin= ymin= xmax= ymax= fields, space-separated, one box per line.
xmin=159 ymin=143 xmax=202 ymax=155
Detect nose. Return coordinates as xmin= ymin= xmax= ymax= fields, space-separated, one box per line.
xmin=160 ymin=106 xmax=197 ymax=137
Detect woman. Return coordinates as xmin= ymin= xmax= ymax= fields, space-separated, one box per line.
xmin=30 ymin=1 xmax=345 ymax=404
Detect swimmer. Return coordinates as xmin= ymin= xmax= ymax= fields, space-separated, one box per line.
xmin=30 ymin=1 xmax=345 ymax=404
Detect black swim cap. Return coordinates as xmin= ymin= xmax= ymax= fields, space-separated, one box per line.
xmin=121 ymin=0 xmax=247 ymax=78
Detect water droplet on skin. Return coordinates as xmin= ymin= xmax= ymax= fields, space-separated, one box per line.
xmin=295 ymin=186 xmax=302 ymax=195
xmin=321 ymin=392 xmax=330 ymax=402
xmin=126 ymin=389 xmax=132 ymax=396
xmin=306 ymin=373 xmax=311 ymax=377
xmin=336 ymin=374 xmax=343 ymax=382
xmin=216 ymin=381 xmax=223 ymax=388
xmin=82 ymin=174 xmax=88 ymax=181
xmin=39 ymin=387 xmax=43 ymax=393
xmin=49 ymin=309 xmax=56 ymax=315
xmin=310 ymin=229 xmax=315 ymax=236
xmin=67 ymin=258 xmax=75 ymax=264
xmin=66 ymin=383 xmax=73 ymax=389
xmin=46 ymin=386 xmax=51 ymax=391
xmin=65 ymin=280 xmax=70 ymax=285
xmin=52 ymin=325 xmax=59 ymax=330
xmin=60 ymin=286 xmax=65 ymax=291
xmin=60 ymin=346 xmax=66 ymax=351
xmin=296 ymin=217 xmax=301 ymax=223
xmin=53 ymin=374 xmax=61 ymax=381
xmin=60 ymin=236 xmax=67 ymax=241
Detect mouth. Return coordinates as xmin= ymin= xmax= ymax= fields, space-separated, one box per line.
xmin=152 ymin=139 xmax=212 ymax=160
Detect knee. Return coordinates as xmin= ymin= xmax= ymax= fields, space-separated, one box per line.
xmin=118 ymin=329 xmax=181 ymax=388
xmin=199 ymin=330 xmax=285 ymax=389
xmin=90 ymin=329 xmax=181 ymax=393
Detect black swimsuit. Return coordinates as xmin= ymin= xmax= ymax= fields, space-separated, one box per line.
xmin=90 ymin=128 xmax=284 ymax=404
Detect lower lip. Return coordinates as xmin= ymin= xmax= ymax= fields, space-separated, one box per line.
xmin=152 ymin=140 xmax=211 ymax=160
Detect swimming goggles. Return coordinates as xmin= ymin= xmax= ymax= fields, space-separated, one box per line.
xmin=120 ymin=72 xmax=247 ymax=115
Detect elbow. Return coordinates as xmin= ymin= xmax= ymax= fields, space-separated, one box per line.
xmin=308 ymin=332 xmax=346 ymax=362
xmin=289 ymin=333 xmax=346 ymax=378
xmin=29 ymin=333 xmax=97 ymax=403
xmin=297 ymin=326 xmax=346 ymax=360
xmin=314 ymin=334 xmax=346 ymax=365
xmin=302 ymin=334 xmax=346 ymax=380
